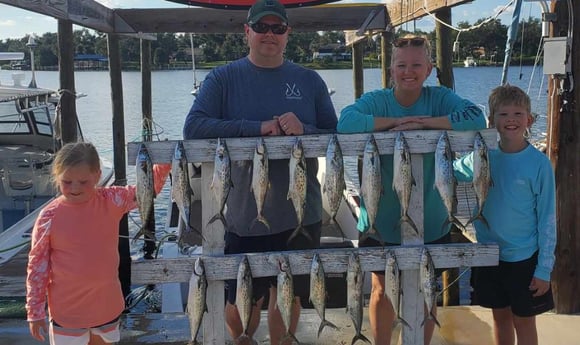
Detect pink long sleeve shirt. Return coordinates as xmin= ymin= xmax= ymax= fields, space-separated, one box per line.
xmin=26 ymin=164 xmax=170 ymax=328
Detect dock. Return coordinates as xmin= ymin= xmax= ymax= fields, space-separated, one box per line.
xmin=1 ymin=306 xmax=579 ymax=345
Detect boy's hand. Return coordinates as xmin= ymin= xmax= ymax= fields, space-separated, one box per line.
xmin=529 ymin=277 xmax=550 ymax=297
xmin=29 ymin=319 xmax=48 ymax=341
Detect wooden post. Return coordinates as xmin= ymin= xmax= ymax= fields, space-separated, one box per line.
xmin=551 ymin=0 xmax=580 ymax=314
xmin=141 ymin=39 xmax=153 ymax=142
xmin=380 ymin=30 xmax=392 ymax=89
xmin=107 ymin=33 xmax=131 ymax=299
xmin=352 ymin=40 xmax=365 ymax=99
xmin=434 ymin=7 xmax=460 ymax=307
xmin=57 ymin=20 xmax=78 ymax=144
xmin=201 ymin=162 xmax=225 ymax=345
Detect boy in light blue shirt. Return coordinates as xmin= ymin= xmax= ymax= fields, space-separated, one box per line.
xmin=454 ymin=84 xmax=556 ymax=345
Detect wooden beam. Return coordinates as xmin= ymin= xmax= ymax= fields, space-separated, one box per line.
xmin=57 ymin=20 xmax=78 ymax=144
xmin=126 ymin=129 xmax=498 ymax=164
xmin=386 ymin=0 xmax=473 ymax=27
xmin=0 ymin=0 xmax=115 ymax=33
xmin=131 ymin=243 xmax=499 ymax=284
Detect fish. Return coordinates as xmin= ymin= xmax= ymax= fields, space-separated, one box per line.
xmin=277 ymin=256 xmax=301 ymax=344
xmin=251 ymin=137 xmax=270 ymax=230
xmin=235 ymin=256 xmax=253 ymax=341
xmin=323 ymin=134 xmax=347 ymax=239
xmin=467 ymin=132 xmax=493 ymax=230
xmin=208 ymin=138 xmax=232 ymax=228
xmin=392 ymin=131 xmax=419 ymax=236
xmin=346 ymin=252 xmax=371 ymax=345
xmin=135 ymin=143 xmax=156 ymax=254
xmin=186 ymin=257 xmax=208 ymax=345
xmin=434 ymin=131 xmax=467 ymax=233
xmin=420 ymin=248 xmax=441 ymax=328
xmin=384 ymin=250 xmax=411 ymax=329
xmin=310 ymin=253 xmax=339 ymax=337
xmin=359 ymin=134 xmax=384 ymax=245
xmin=171 ymin=141 xmax=203 ymax=248
xmin=287 ymin=137 xmax=312 ymax=244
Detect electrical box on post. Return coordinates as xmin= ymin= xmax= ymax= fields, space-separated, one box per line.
xmin=543 ymin=37 xmax=571 ymax=75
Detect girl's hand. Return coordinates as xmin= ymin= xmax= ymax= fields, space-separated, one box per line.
xmin=529 ymin=277 xmax=550 ymax=297
xmin=29 ymin=319 xmax=48 ymax=341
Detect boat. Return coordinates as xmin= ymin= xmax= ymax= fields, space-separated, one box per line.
xmin=0 ymin=52 xmax=114 ymax=266
xmin=464 ymin=56 xmax=477 ymax=67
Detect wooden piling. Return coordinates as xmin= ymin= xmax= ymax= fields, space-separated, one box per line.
xmin=57 ymin=20 xmax=78 ymax=144
xmin=107 ymin=33 xmax=131 ymax=298
xmin=380 ymin=30 xmax=392 ymax=88
xmin=141 ymin=39 xmax=153 ymax=142
xmin=550 ymin=0 xmax=580 ymax=314
xmin=352 ymin=39 xmax=365 ymax=99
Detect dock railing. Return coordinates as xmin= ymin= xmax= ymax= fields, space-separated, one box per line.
xmin=127 ymin=129 xmax=499 ymax=345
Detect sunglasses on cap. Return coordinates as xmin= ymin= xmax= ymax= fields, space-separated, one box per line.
xmin=393 ymin=37 xmax=427 ymax=47
xmin=250 ymin=22 xmax=288 ymax=35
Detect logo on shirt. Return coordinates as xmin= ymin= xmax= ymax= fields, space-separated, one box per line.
xmin=285 ymin=83 xmax=302 ymax=100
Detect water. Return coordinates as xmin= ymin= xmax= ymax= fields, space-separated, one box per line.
xmin=0 ymin=65 xmax=548 ymax=243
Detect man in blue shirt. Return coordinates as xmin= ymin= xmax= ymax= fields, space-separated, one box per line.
xmin=183 ymin=1 xmax=337 ymax=344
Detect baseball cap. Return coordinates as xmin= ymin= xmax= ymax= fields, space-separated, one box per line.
xmin=247 ymin=0 xmax=288 ymax=25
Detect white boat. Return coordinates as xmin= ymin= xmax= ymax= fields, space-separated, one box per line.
xmin=464 ymin=56 xmax=477 ymax=67
xmin=0 ymin=53 xmax=114 ymax=266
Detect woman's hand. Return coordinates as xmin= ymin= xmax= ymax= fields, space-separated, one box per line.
xmin=277 ymin=112 xmax=304 ymax=136
xmin=29 ymin=319 xmax=48 ymax=341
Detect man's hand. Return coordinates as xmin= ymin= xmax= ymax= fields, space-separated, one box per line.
xmin=261 ymin=119 xmax=283 ymax=136
xmin=277 ymin=112 xmax=304 ymax=136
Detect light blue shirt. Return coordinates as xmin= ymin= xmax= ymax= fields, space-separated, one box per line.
xmin=183 ymin=57 xmax=337 ymax=236
xmin=337 ymin=86 xmax=486 ymax=243
xmin=454 ymin=143 xmax=556 ymax=281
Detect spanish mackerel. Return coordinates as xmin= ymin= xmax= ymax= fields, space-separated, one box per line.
xmin=208 ymin=138 xmax=232 ymax=228
xmin=360 ymin=134 xmax=384 ymax=245
xmin=323 ymin=134 xmax=346 ymax=238
xmin=392 ymin=131 xmax=419 ymax=235
xmin=287 ymin=138 xmax=311 ymax=244
xmin=251 ymin=137 xmax=270 ymax=230
xmin=468 ymin=132 xmax=493 ymax=230
xmin=277 ymin=256 xmax=301 ymax=344
xmin=346 ymin=252 xmax=371 ymax=345
xmin=187 ymin=257 xmax=208 ymax=345
xmin=135 ymin=144 xmax=156 ymax=248
xmin=310 ymin=253 xmax=339 ymax=337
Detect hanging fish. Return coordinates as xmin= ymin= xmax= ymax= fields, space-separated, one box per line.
xmin=392 ymin=131 xmax=419 ymax=235
xmin=467 ymin=132 xmax=493 ymax=230
xmin=360 ymin=134 xmax=384 ymax=245
xmin=323 ymin=134 xmax=347 ymax=239
xmin=287 ymin=137 xmax=311 ymax=244
xmin=346 ymin=252 xmax=371 ymax=345
xmin=251 ymin=137 xmax=270 ymax=230
xmin=208 ymin=138 xmax=233 ymax=228
xmin=135 ymin=143 xmax=156 ymax=252
xmin=186 ymin=257 xmax=208 ymax=345
xmin=310 ymin=253 xmax=339 ymax=337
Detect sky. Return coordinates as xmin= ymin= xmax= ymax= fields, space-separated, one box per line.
xmin=0 ymin=0 xmax=543 ymax=41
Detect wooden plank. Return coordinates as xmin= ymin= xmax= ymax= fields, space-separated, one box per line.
xmin=401 ymin=154 xmax=424 ymax=344
xmin=131 ymin=243 xmax=498 ymax=284
xmin=127 ymin=129 xmax=498 ymax=164
xmin=57 ymin=20 xmax=79 ymax=144
xmin=386 ymin=0 xmax=473 ymax=27
xmin=200 ymin=163 xmax=225 ymax=345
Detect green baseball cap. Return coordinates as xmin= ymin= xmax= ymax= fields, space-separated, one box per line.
xmin=247 ymin=0 xmax=288 ymax=25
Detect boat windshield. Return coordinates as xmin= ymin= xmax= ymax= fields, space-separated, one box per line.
xmin=0 ymin=99 xmax=53 ymax=136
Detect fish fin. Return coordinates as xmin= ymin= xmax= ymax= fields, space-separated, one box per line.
xmin=421 ymin=311 xmax=441 ymax=328
xmin=186 ymin=223 xmax=206 ymax=243
xmin=351 ymin=333 xmax=371 ymax=345
xmin=251 ymin=215 xmax=271 ymax=231
xmin=331 ymin=220 xmax=347 ymax=240
xmin=281 ymin=332 xmax=301 ymax=345
xmin=450 ymin=216 xmax=467 ymax=233
xmin=207 ymin=212 xmax=227 ymax=228
xmin=317 ymin=319 xmax=339 ymax=337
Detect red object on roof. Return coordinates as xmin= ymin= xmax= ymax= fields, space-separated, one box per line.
xmin=165 ymin=0 xmax=341 ymax=9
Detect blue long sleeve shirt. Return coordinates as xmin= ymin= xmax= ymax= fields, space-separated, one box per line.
xmin=454 ymin=144 xmax=556 ymax=281
xmin=337 ymin=86 xmax=486 ymax=243
xmin=183 ymin=57 xmax=337 ymax=237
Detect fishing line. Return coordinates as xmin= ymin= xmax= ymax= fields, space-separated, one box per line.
xmin=436 ymin=266 xmax=471 ymax=298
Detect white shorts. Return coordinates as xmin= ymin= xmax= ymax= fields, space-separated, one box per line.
xmin=49 ymin=318 xmax=120 ymax=345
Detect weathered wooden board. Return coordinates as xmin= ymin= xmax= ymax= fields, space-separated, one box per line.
xmin=386 ymin=0 xmax=472 ymax=27
xmin=131 ymin=243 xmax=498 ymax=284
xmin=127 ymin=129 xmax=498 ymax=164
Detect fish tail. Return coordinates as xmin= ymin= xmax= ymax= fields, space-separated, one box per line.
xmin=467 ymin=212 xmax=490 ymax=230
xmin=207 ymin=212 xmax=227 ymax=228
xmin=351 ymin=332 xmax=371 ymax=345
xmin=281 ymin=332 xmax=301 ymax=345
xmin=187 ymin=223 xmax=206 ymax=243
xmin=397 ymin=315 xmax=412 ymax=330
xmin=287 ymin=224 xmax=312 ymax=245
xmin=451 ymin=215 xmax=467 ymax=233
xmin=399 ymin=213 xmax=419 ymax=235
xmin=256 ymin=214 xmax=271 ymax=230
xmin=317 ymin=319 xmax=339 ymax=337
xmin=421 ymin=311 xmax=441 ymax=328
xmin=331 ymin=220 xmax=347 ymax=240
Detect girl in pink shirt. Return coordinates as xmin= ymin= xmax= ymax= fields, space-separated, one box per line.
xmin=26 ymin=142 xmax=170 ymax=345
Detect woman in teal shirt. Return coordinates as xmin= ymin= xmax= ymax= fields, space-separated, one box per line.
xmin=337 ymin=35 xmax=486 ymax=345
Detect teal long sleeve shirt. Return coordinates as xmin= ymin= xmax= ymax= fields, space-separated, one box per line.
xmin=454 ymin=144 xmax=557 ymax=281
xmin=337 ymin=86 xmax=486 ymax=243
